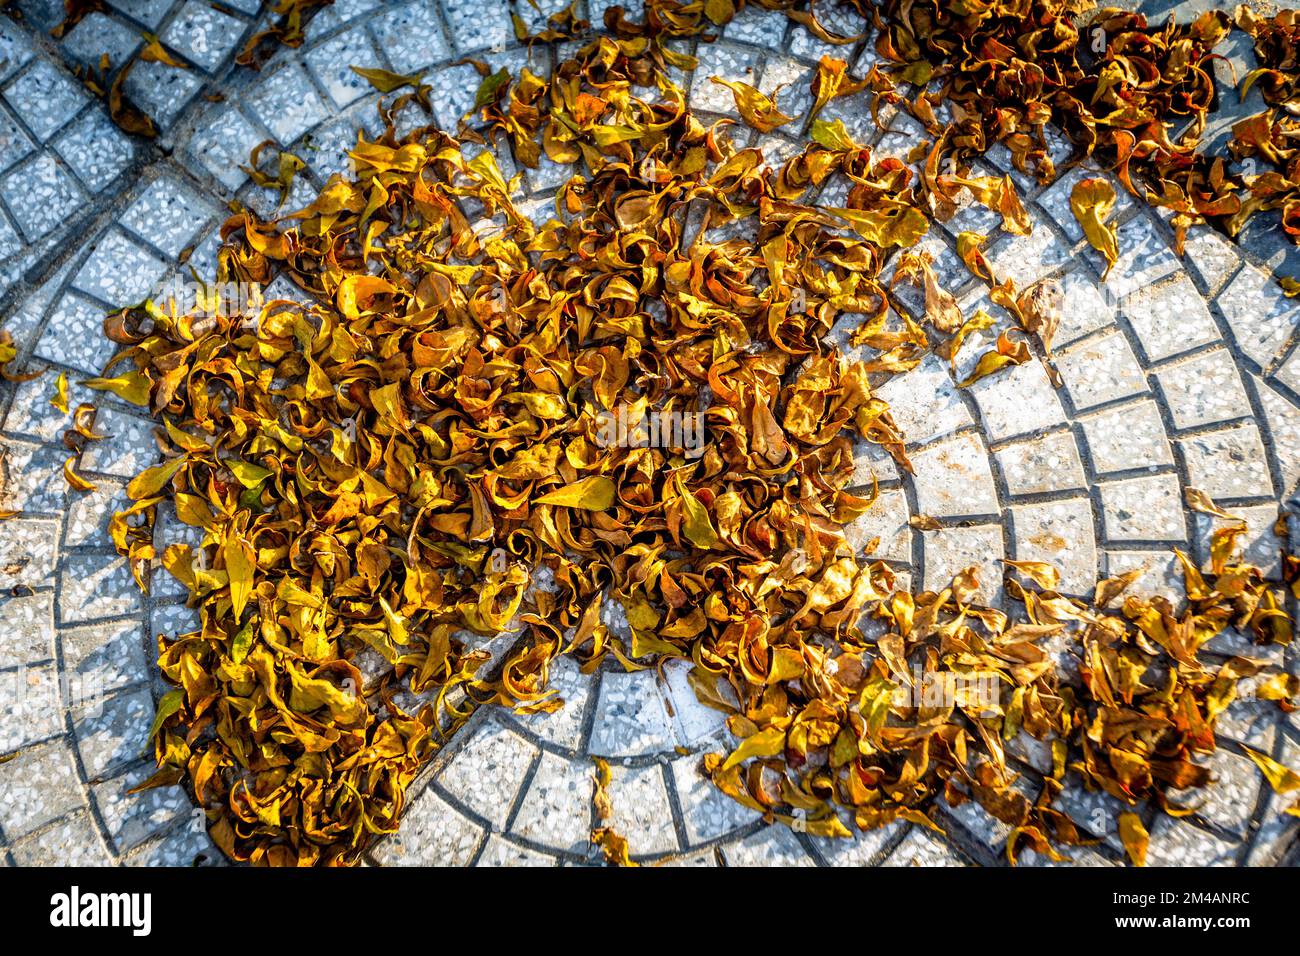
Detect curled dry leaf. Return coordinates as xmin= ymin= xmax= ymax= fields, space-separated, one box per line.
xmin=1070 ymin=178 xmax=1120 ymax=278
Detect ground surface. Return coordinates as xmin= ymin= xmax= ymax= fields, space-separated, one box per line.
xmin=0 ymin=0 xmax=1298 ymax=867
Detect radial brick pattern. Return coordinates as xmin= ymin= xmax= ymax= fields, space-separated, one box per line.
xmin=0 ymin=0 xmax=1297 ymax=867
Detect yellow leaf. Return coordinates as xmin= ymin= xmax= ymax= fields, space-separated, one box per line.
xmin=50 ymin=371 xmax=69 ymax=414
xmin=1241 ymin=746 xmax=1300 ymax=795
xmin=675 ymin=473 xmax=719 ymax=550
xmin=62 ymin=456 xmax=96 ymax=492
xmin=1117 ymin=812 xmax=1148 ymax=867
xmin=534 ymin=475 xmax=615 ymax=510
xmin=721 ymin=725 xmax=786 ymax=771
xmin=222 ymin=535 xmax=255 ymax=621
xmin=1070 ymin=178 xmax=1120 ymax=278
xmin=83 ymin=371 xmax=150 ymax=406
xmin=127 ymin=456 xmax=186 ymax=500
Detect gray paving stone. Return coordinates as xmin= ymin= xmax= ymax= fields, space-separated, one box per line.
xmin=426 ymin=59 xmax=492 ymax=131
xmin=0 ymin=591 xmax=53 ymax=671
xmin=307 ymin=0 xmax=386 ymax=38
xmin=877 ymin=360 xmax=972 ymax=452
xmin=1248 ymin=786 xmax=1300 ymax=866
xmin=1192 ymin=504 xmax=1282 ymax=579
xmin=35 ymin=290 xmax=120 ymax=374
xmin=61 ymin=12 xmax=143 ymax=68
xmin=1103 ymin=550 xmax=1186 ymax=607
xmin=1098 ymin=474 xmax=1186 ymax=543
xmin=843 ymin=487 xmax=911 ymax=562
xmin=921 ymin=524 xmax=1004 ymax=604
xmin=1123 ymin=274 xmax=1220 ymax=362
xmin=603 ymin=762 xmax=679 ymax=857
xmin=1178 ymin=424 xmax=1273 ymax=501
xmin=108 ymin=0 xmax=176 ymax=29
xmin=1 ymin=152 xmax=84 ymax=242
xmin=442 ymin=0 xmax=512 ymax=53
xmin=305 ymin=26 xmax=383 ymax=108
xmin=1093 ymin=213 xmax=1181 ymax=303
xmin=126 ymin=820 xmax=222 ymax=866
xmin=969 ymin=359 xmax=1066 ymax=441
xmin=1256 ymin=378 xmax=1300 ymax=495
xmin=79 ymin=422 xmax=159 ymax=489
xmin=1156 ymin=349 xmax=1252 ymax=430
xmin=245 ymin=61 xmax=330 ymax=146
xmin=587 ymin=669 xmax=675 ymax=758
xmin=149 ymin=602 xmax=200 ymax=642
xmin=787 ymin=1 xmax=865 ymax=63
xmin=1057 ymin=330 xmax=1148 ymax=411
xmin=437 ymin=718 xmax=537 ymax=829
xmin=1037 ymin=166 xmax=1133 ymax=244
xmin=1182 ymin=225 xmax=1241 ymax=291
xmin=372 ymin=786 xmax=482 ymax=866
xmin=1217 ymin=265 xmax=1297 ymax=369
xmin=909 ymin=432 xmax=999 ymax=518
xmin=0 ymin=439 xmax=71 ymax=514
xmin=1080 ymin=399 xmax=1174 ymax=475
xmin=0 ymin=737 xmax=81 ymax=838
xmin=1053 ymin=267 xmax=1117 ymax=348
xmin=73 ymin=229 xmax=169 ymax=306
xmin=1203 ymin=627 xmax=1285 ymax=666
xmin=723 ymin=5 xmax=787 ymax=47
xmin=11 ymin=0 xmax=63 ymax=33
xmin=0 ymin=661 xmax=62 ymax=752
xmin=509 ymin=751 xmax=592 ymax=853
xmin=1214 ymin=700 xmax=1278 ymax=752
xmin=161 ymin=0 xmax=245 ymax=73
xmin=1011 ymin=497 xmax=1097 ymax=595
xmin=671 ymin=751 xmax=760 ymax=845
xmin=474 ymin=833 xmax=555 ymax=866
xmin=0 ymin=20 xmax=36 ymax=83
xmin=73 ymin=686 xmax=152 ymax=780
xmin=985 ymin=211 xmax=1073 ymax=288
xmin=1188 ymin=748 xmax=1259 ymax=838
xmin=510 ymin=654 xmax=591 ymax=750
xmin=59 ymin=553 xmax=142 ymax=623
xmin=186 ymin=106 xmax=265 ymax=192
xmin=813 ymin=820 xmax=903 ymax=866
xmin=0 ymin=516 xmax=58 ymax=589
xmin=61 ymin=619 xmax=148 ymax=695
xmin=2 ymin=59 xmax=90 ymax=143
xmin=0 ymin=105 xmax=34 ymax=175
xmin=722 ymin=825 xmax=814 ymax=866
xmin=53 ymin=108 xmax=136 ymax=193
xmin=691 ymin=43 xmax=762 ymax=117
xmin=93 ymin=760 xmax=189 ymax=853
xmin=10 ymin=811 xmax=112 ymax=865
xmin=120 ymin=176 xmax=213 ymax=260
xmin=945 ymin=774 xmax=1039 ymax=850
xmin=1246 ymin=736 xmax=1300 ymax=866
xmin=370 ymin=1 xmax=451 ymax=74
xmin=659 ymin=657 xmax=729 ymax=748
xmin=0 ymin=207 xmax=23 ymax=260
xmin=1145 ymin=816 xmax=1239 ymax=866
xmin=0 ymin=374 xmax=96 ymax=444
xmin=883 ymin=827 xmax=967 ymax=866
xmin=996 ymin=430 xmax=1088 ymax=498
xmin=123 ymin=59 xmax=204 ymax=129
xmin=63 ymin=481 xmax=131 ymax=549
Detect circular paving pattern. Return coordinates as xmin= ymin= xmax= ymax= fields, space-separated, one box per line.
xmin=0 ymin=0 xmax=1298 ymax=867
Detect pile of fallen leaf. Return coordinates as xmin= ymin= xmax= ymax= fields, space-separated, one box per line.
xmin=84 ymin=0 xmax=1300 ymax=866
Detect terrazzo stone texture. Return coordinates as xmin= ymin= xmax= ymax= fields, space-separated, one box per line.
xmin=0 ymin=0 xmax=1295 ymax=868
